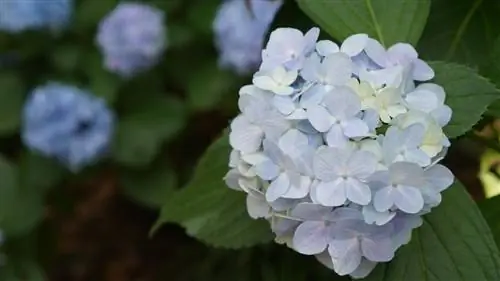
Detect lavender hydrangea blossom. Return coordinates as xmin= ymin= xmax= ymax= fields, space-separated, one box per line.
xmin=213 ymin=0 xmax=283 ymax=75
xmin=22 ymin=82 xmax=114 ymax=171
xmin=0 ymin=0 xmax=73 ymax=32
xmin=96 ymin=3 xmax=166 ymax=77
xmin=225 ymin=28 xmax=454 ymax=278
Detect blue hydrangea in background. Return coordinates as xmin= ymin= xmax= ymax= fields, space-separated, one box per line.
xmin=0 ymin=0 xmax=73 ymax=32
xmin=213 ymin=0 xmax=283 ymax=75
xmin=22 ymin=82 xmax=115 ymax=171
xmin=96 ymin=2 xmax=167 ymax=78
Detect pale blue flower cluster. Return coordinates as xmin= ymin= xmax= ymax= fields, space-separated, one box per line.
xmin=96 ymin=2 xmax=166 ymax=77
xmin=213 ymin=0 xmax=282 ymax=75
xmin=0 ymin=0 xmax=73 ymax=32
xmin=22 ymin=82 xmax=114 ymax=171
xmin=225 ymin=28 xmax=454 ymax=278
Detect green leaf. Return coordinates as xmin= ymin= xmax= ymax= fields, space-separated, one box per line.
xmin=430 ymin=61 xmax=500 ymax=138
xmin=0 ymin=234 xmax=45 ymax=281
xmin=187 ymin=60 xmax=241 ymax=111
xmin=168 ymin=24 xmax=195 ymax=48
xmin=18 ymin=151 xmax=65 ymax=194
xmin=479 ymin=195 xmax=500 ymax=249
xmin=74 ymin=0 xmax=118 ymax=30
xmin=51 ymin=45 xmax=81 ymax=73
xmin=84 ymin=52 xmax=120 ymax=104
xmin=120 ymin=161 xmax=177 ymax=208
xmin=0 ymin=72 xmax=24 ymax=135
xmin=153 ymin=132 xmax=273 ymax=248
xmin=364 ymin=181 xmax=500 ymax=281
xmin=0 ymin=259 xmax=45 ymax=281
xmin=296 ymin=0 xmax=431 ymax=46
xmin=112 ymin=95 xmax=186 ymax=167
xmin=187 ymin=0 xmax=220 ymax=35
xmin=418 ymin=0 xmax=500 ymax=67
xmin=484 ymin=36 xmax=500 ymax=88
xmin=0 ymin=156 xmax=44 ymax=237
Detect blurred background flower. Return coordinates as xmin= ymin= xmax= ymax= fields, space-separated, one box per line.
xmin=22 ymin=82 xmax=114 ymax=171
xmin=96 ymin=2 xmax=166 ymax=78
xmin=213 ymin=0 xmax=283 ymax=75
xmin=0 ymin=0 xmax=73 ymax=32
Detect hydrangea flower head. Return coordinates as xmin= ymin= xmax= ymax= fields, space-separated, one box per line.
xmin=213 ymin=0 xmax=283 ymax=75
xmin=96 ymin=2 xmax=166 ymax=77
xmin=22 ymin=82 xmax=114 ymax=171
xmin=225 ymin=29 xmax=454 ymax=278
xmin=0 ymin=0 xmax=73 ymax=32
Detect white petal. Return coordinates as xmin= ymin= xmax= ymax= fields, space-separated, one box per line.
xmin=342 ymin=118 xmax=369 ymax=138
xmin=388 ymin=43 xmax=418 ymax=61
xmin=291 ymin=202 xmax=330 ymax=220
xmin=349 ymin=259 xmax=377 ymax=279
xmin=246 ymin=194 xmax=270 ymax=219
xmin=373 ymin=186 xmax=394 ymax=212
xmin=329 ymin=239 xmax=362 ymax=276
xmin=413 ymin=59 xmax=435 ymax=81
xmin=224 ymin=169 xmax=242 ymax=190
xmin=323 ymin=53 xmax=353 ymax=85
xmin=304 ymin=27 xmax=321 ymax=53
xmin=273 ymin=95 xmax=296 ymax=115
xmin=425 ymin=164 xmax=454 ymax=192
xmin=315 ymin=251 xmax=335 ymax=270
xmin=255 ymin=159 xmax=280 ymax=180
xmin=364 ymin=38 xmax=387 ymax=66
xmin=274 ymin=85 xmax=295 ymax=96
xmin=347 ymin=150 xmax=377 ymax=178
xmin=405 ymin=149 xmax=431 ymax=167
xmin=405 ymin=90 xmax=439 ymax=113
xmin=301 ymin=53 xmax=321 ymax=82
xmin=316 ymin=40 xmax=340 ymax=56
xmin=283 ymin=70 xmax=299 ymax=85
xmin=229 ymin=126 xmax=263 ymax=153
xmin=266 ymin=173 xmax=290 ymax=202
xmin=293 ymin=221 xmax=328 ymax=255
xmin=361 ymin=238 xmax=395 ymax=262
xmin=316 ymin=179 xmax=348 ymax=207
xmin=313 ymin=146 xmax=345 ymax=180
xmin=279 ymin=129 xmax=309 ymax=157
xmin=394 ymin=185 xmax=424 ymax=213
xmin=283 ymin=175 xmax=311 ymax=199
xmin=306 ymin=105 xmax=333 ymax=132
xmin=432 ymin=105 xmax=452 ymax=127
xmin=345 ymin=179 xmax=371 ymax=205
xmin=390 ymin=162 xmax=425 ymax=186
xmin=252 ymin=75 xmax=276 ymax=91
xmin=362 ymin=205 xmax=396 ymax=226
xmin=323 ymin=86 xmax=362 ymax=119
xmin=286 ymin=109 xmax=307 ymax=120
xmin=300 ymin=84 xmax=327 ymax=108
xmin=341 ymin=34 xmax=369 ymax=56
xmin=326 ymin=125 xmax=349 ymax=148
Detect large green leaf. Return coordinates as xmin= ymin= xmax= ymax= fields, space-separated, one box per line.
xmin=153 ymin=132 xmax=273 ymax=248
xmin=187 ymin=60 xmax=242 ymax=111
xmin=0 ymin=155 xmax=44 ymax=237
xmin=430 ymin=61 xmax=500 ymax=138
xmin=18 ymin=151 xmax=65 ymax=194
xmin=479 ymin=195 xmax=500 ymax=249
xmin=0 ymin=72 xmax=24 ymax=135
xmin=0 ymin=234 xmax=45 ymax=281
xmin=296 ymin=0 xmax=431 ymax=46
xmin=84 ymin=52 xmax=120 ymax=104
xmin=112 ymin=95 xmax=187 ymax=167
xmin=418 ymin=0 xmax=500 ymax=67
xmin=120 ymin=160 xmax=177 ymax=209
xmin=364 ymin=181 xmax=500 ymax=281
